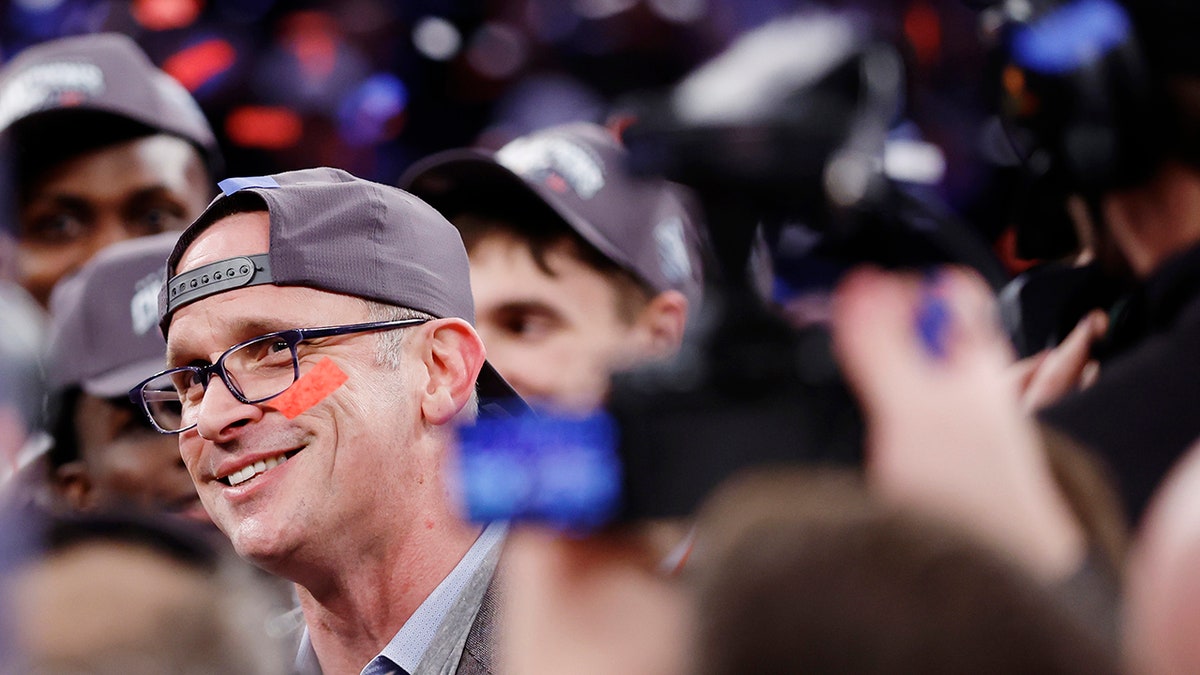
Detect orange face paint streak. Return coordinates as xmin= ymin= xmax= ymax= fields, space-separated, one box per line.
xmin=266 ymin=357 xmax=348 ymax=419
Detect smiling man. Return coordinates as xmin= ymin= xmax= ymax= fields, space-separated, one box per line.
xmin=0 ymin=33 xmax=219 ymax=305
xmin=132 ymin=167 xmax=519 ymax=675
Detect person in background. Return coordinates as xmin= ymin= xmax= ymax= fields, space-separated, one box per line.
xmin=43 ymin=232 xmax=208 ymax=522
xmin=402 ymin=121 xmax=707 ymax=414
xmin=0 ymin=32 xmax=219 ymax=306
xmin=0 ymin=509 xmax=289 ymax=675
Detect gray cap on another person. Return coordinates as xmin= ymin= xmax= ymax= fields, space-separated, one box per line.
xmin=0 ymin=32 xmax=220 ymax=173
xmin=157 ymin=167 xmax=523 ymax=408
xmin=400 ymin=121 xmax=707 ymax=308
xmin=46 ymin=232 xmax=176 ymax=397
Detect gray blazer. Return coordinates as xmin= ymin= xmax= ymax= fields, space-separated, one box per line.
xmin=414 ymin=539 xmax=503 ymax=675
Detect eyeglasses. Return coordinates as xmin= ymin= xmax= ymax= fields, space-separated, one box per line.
xmin=130 ymin=318 xmax=429 ymax=434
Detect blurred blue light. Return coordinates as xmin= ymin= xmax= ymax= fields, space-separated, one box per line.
xmin=336 ymin=72 xmax=408 ymax=146
xmin=1011 ymin=0 xmax=1131 ymax=75
xmin=457 ymin=411 xmax=622 ymax=532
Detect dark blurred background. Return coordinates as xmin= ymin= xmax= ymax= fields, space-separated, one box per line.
xmin=0 ymin=0 xmax=1019 ymax=261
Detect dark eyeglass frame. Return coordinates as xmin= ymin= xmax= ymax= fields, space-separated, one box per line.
xmin=129 ymin=318 xmax=430 ymax=434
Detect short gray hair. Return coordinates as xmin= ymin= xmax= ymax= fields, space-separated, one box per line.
xmin=363 ymin=300 xmax=435 ymax=369
xmin=363 ymin=300 xmax=479 ymax=420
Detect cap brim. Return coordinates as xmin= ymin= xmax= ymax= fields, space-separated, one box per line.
xmin=80 ymin=357 xmax=166 ymax=400
xmin=400 ymin=150 xmax=631 ymax=272
xmin=476 ymin=360 xmax=530 ymax=418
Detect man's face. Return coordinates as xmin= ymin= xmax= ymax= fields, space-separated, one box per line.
xmin=17 ymin=134 xmax=210 ymax=305
xmin=468 ymin=231 xmax=644 ymax=413
xmin=70 ymin=393 xmax=209 ymax=523
xmin=166 ymin=212 xmax=428 ymax=570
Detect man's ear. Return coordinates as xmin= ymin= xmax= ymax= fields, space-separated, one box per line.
xmin=55 ymin=461 xmax=93 ymax=511
xmin=632 ymin=290 xmax=689 ymax=362
xmin=420 ymin=318 xmax=487 ymax=425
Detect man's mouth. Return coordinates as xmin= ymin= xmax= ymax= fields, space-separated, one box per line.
xmin=217 ymin=450 xmax=300 ymax=487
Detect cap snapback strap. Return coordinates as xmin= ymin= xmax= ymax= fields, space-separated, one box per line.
xmin=165 ymin=253 xmax=272 ymax=316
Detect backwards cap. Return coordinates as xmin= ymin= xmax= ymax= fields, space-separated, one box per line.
xmin=400 ymin=122 xmax=707 ymax=309
xmin=158 ymin=167 xmax=521 ymax=407
xmin=0 ymin=32 xmax=220 ymax=175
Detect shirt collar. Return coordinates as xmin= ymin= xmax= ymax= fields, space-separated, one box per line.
xmin=294 ymin=521 xmax=508 ymax=675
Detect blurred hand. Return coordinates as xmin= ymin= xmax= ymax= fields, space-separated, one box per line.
xmin=1013 ymin=309 xmax=1108 ymax=412
xmin=831 ymin=266 xmax=1086 ymax=583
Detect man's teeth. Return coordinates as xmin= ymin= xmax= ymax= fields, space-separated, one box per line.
xmin=228 ymin=454 xmax=289 ymax=487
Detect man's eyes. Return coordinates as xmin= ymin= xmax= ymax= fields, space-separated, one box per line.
xmin=131 ymin=205 xmax=188 ymax=234
xmin=23 ymin=212 xmax=88 ymax=243
xmin=500 ymin=312 xmax=560 ymax=340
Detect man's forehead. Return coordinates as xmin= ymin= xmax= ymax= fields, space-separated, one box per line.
xmin=176 ymin=211 xmax=270 ymax=274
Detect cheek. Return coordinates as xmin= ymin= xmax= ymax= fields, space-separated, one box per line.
xmin=178 ymin=435 xmax=204 ymax=479
xmin=16 ymin=243 xmax=85 ymax=304
xmin=91 ymin=438 xmax=173 ymax=489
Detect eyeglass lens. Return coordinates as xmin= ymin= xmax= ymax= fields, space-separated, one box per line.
xmin=140 ymin=333 xmax=301 ymax=432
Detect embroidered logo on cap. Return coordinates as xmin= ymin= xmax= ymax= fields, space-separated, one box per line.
xmin=0 ymin=61 xmax=105 ymax=130
xmin=653 ymin=216 xmax=692 ymax=285
xmin=131 ymin=270 xmax=165 ymax=336
xmin=497 ymin=135 xmax=606 ymax=200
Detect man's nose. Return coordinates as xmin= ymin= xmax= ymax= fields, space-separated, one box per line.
xmin=194 ymin=373 xmax=263 ymax=442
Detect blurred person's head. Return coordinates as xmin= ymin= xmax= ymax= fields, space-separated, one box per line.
xmin=0 ymin=33 xmax=219 ymax=305
xmin=691 ymin=468 xmax=1120 ymax=675
xmin=1124 ymin=438 xmax=1200 ymax=675
xmin=43 ymin=232 xmax=208 ymax=523
xmin=997 ymin=1 xmax=1200 ymax=279
xmin=402 ymin=121 xmax=707 ymax=413
xmin=1 ymin=509 xmax=288 ymax=674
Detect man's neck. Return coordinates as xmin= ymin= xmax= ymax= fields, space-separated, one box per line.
xmin=297 ymin=519 xmax=482 ymax=675
xmin=1104 ymin=161 xmax=1200 ymax=279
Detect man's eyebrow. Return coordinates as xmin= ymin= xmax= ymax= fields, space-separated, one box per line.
xmin=123 ymin=185 xmax=189 ymax=208
xmin=488 ymin=300 xmax=561 ymax=316
xmin=21 ymin=193 xmax=92 ymax=214
xmin=166 ymin=317 xmax=293 ymax=365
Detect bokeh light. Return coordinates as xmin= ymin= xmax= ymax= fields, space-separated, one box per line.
xmin=132 ymin=0 xmax=204 ymax=31
xmin=412 ymin=16 xmax=461 ymax=62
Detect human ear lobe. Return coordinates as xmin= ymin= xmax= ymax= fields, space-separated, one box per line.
xmin=55 ymin=460 xmax=93 ymax=511
xmin=635 ymin=290 xmax=689 ymax=361
xmin=420 ymin=318 xmax=487 ymax=425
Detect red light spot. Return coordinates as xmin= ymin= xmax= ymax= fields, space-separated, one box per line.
xmin=544 ymin=174 xmax=568 ymax=193
xmin=132 ymin=0 xmax=204 ymax=31
xmin=58 ymin=91 xmax=86 ymax=107
xmin=226 ymin=106 xmax=304 ymax=149
xmin=995 ymin=226 xmax=1039 ymax=274
xmin=281 ymin=11 xmax=340 ymax=80
xmin=904 ymin=1 xmax=942 ymax=68
xmin=163 ymin=39 xmax=237 ymax=92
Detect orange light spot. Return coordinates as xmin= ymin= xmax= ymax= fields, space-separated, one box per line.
xmin=163 ymin=38 xmax=236 ymax=92
xmin=225 ymin=106 xmax=304 ymax=149
xmin=132 ymin=0 xmax=204 ymax=31
xmin=1003 ymin=64 xmax=1026 ymax=98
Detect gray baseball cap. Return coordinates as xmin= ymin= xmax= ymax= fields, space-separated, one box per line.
xmin=158 ymin=167 xmax=523 ymax=408
xmin=0 ymin=32 xmax=221 ymax=175
xmin=400 ymin=121 xmax=707 ymax=308
xmin=45 ymin=232 xmax=176 ymax=398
